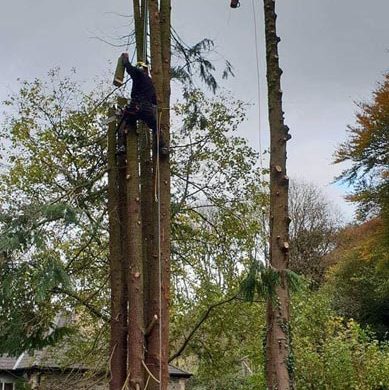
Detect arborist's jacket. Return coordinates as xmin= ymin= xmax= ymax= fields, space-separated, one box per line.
xmin=124 ymin=63 xmax=157 ymax=105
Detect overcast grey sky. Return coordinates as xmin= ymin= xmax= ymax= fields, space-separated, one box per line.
xmin=1 ymin=0 xmax=389 ymax=220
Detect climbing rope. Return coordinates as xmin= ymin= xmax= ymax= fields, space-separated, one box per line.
xmin=142 ymin=1 xmax=148 ymax=63
xmin=251 ymin=0 xmax=264 ymax=173
xmin=156 ymin=110 xmax=162 ymax=390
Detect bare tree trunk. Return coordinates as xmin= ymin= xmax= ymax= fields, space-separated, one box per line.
xmin=126 ymin=119 xmax=145 ymax=389
xmin=134 ymin=0 xmax=147 ymax=62
xmin=132 ymin=0 xmax=156 ymax=354
xmin=108 ymin=107 xmax=128 ymax=390
xmin=263 ymin=0 xmax=295 ymax=389
xmin=146 ymin=2 xmax=163 ymax=386
xmin=159 ymin=1 xmax=172 ymax=388
xmin=145 ymin=1 xmax=171 ymax=388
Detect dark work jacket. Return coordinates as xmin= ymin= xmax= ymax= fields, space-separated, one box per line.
xmin=124 ymin=63 xmax=157 ymax=105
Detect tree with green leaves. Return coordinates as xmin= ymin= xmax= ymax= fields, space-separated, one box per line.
xmin=326 ymin=219 xmax=389 ymax=340
xmin=0 ymin=69 xmax=264 ymax=378
xmin=331 ymin=72 xmax=389 ymax=341
xmin=334 ymin=73 xmax=389 ymax=223
xmin=0 ymin=71 xmax=111 ymax=355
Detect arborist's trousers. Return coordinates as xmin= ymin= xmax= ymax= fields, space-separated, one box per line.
xmin=124 ymin=100 xmax=158 ymax=133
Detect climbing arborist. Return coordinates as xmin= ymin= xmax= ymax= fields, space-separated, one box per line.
xmin=120 ymin=53 xmax=168 ymax=156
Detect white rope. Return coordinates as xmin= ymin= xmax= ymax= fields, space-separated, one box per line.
xmin=142 ymin=360 xmax=161 ymax=384
xmin=251 ymin=0 xmax=264 ymax=173
xmin=252 ymin=0 xmax=270 ymax=266
xmin=156 ymin=109 xmax=163 ymax=390
xmin=143 ymin=0 xmax=148 ymax=63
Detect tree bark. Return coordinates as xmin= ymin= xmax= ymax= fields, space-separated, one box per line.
xmin=263 ymin=0 xmax=295 ymax=389
xmin=146 ymin=1 xmax=163 ymax=385
xmin=145 ymin=1 xmax=171 ymax=389
xmin=132 ymin=0 xmax=156 ymax=353
xmin=133 ymin=0 xmax=147 ymax=62
xmin=126 ymin=118 xmax=145 ymax=389
xmin=158 ymin=1 xmax=172 ymax=389
xmin=108 ymin=107 xmax=128 ymax=390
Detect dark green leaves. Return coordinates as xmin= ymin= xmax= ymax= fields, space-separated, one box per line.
xmin=240 ymin=261 xmax=301 ymax=302
xmin=0 ymin=202 xmax=78 ymax=253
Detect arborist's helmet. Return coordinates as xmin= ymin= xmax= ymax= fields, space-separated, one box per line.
xmin=136 ymin=62 xmax=149 ymax=73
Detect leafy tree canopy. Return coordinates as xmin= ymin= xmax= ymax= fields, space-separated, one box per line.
xmin=326 ymin=219 xmax=389 ymax=339
xmin=334 ymin=73 xmax=389 ymax=221
xmin=0 ymin=70 xmax=264 ymax=359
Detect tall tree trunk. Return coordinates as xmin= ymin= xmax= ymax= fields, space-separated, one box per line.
xmin=146 ymin=1 xmax=171 ymax=389
xmin=108 ymin=107 xmax=128 ymax=390
xmin=158 ymin=1 xmax=172 ymax=388
xmin=126 ymin=119 xmax=145 ymax=389
xmin=263 ymin=0 xmax=295 ymax=389
xmin=134 ymin=0 xmax=147 ymax=62
xmin=132 ymin=0 xmax=156 ymax=355
xmin=146 ymin=1 xmax=163 ymax=386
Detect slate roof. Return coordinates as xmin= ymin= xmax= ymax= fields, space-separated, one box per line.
xmin=167 ymin=365 xmax=192 ymax=378
xmin=0 ymin=351 xmax=83 ymax=372
xmin=0 ymin=356 xmax=16 ymax=370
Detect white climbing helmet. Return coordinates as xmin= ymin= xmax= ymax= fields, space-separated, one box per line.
xmin=136 ymin=61 xmax=149 ymax=70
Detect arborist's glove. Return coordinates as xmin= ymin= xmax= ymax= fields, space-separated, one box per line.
xmin=121 ymin=53 xmax=130 ymax=66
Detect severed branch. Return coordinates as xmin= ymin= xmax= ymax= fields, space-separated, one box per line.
xmin=145 ymin=314 xmax=159 ymax=337
xmin=168 ymin=294 xmax=238 ymax=362
xmin=52 ymin=287 xmax=110 ymax=322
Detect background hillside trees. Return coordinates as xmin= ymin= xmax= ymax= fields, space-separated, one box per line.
xmin=334 ymin=73 xmax=389 ymax=223
xmin=331 ymin=72 xmax=389 ymax=340
xmin=288 ymin=181 xmax=341 ymax=286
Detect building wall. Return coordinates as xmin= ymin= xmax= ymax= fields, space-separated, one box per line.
xmin=0 ymin=374 xmax=16 ymax=383
xmin=0 ymin=374 xmax=17 ymax=390
xmin=168 ymin=378 xmax=186 ymax=390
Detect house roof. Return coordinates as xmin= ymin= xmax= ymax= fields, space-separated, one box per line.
xmin=0 ymin=353 xmax=191 ymax=378
xmin=167 ymin=365 xmax=192 ymax=378
xmin=0 ymin=356 xmax=17 ymax=370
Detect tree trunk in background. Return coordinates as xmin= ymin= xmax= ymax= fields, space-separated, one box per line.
xmin=108 ymin=107 xmax=128 ymax=390
xmin=126 ymin=119 xmax=145 ymax=389
xmin=263 ymin=0 xmax=295 ymax=389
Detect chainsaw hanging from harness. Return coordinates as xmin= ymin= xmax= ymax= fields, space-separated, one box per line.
xmin=113 ymin=53 xmax=168 ymax=156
